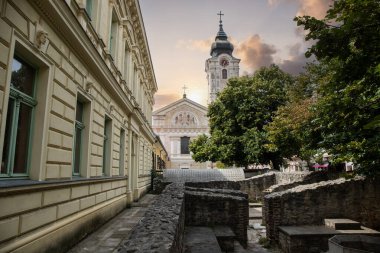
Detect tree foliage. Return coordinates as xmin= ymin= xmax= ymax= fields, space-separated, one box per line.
xmin=190 ymin=65 xmax=293 ymax=168
xmin=294 ymin=0 xmax=380 ymax=176
xmin=191 ymin=0 xmax=380 ymax=175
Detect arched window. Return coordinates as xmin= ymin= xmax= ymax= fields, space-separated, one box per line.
xmin=222 ymin=69 xmax=227 ymax=79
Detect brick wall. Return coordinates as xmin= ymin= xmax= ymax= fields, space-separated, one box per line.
xmin=264 ymin=176 xmax=380 ymax=242
xmin=184 ymin=187 xmax=249 ymax=247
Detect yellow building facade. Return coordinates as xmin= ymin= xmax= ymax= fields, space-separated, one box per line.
xmin=0 ymin=0 xmax=162 ymax=252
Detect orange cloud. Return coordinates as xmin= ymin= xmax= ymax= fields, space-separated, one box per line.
xmin=234 ymin=34 xmax=277 ymax=72
xmin=267 ymin=0 xmax=332 ymax=19
xmin=176 ymin=37 xmax=214 ymax=52
xmin=296 ymin=0 xmax=332 ymax=19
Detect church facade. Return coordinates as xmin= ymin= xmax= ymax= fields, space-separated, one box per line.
xmin=205 ymin=13 xmax=240 ymax=103
xmin=152 ymin=95 xmax=210 ymax=169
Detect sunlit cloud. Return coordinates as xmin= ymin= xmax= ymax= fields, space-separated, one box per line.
xmin=176 ymin=37 xmax=214 ymax=52
xmin=234 ymin=34 xmax=277 ymax=72
xmin=267 ymin=0 xmax=332 ymax=19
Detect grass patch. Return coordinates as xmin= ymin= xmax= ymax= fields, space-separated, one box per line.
xmin=258 ymin=237 xmax=271 ymax=248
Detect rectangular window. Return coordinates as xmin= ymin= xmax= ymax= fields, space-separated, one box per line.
xmin=109 ymin=10 xmax=118 ymax=58
xmin=180 ymin=136 xmax=190 ymax=155
xmin=119 ymin=128 xmax=125 ymax=175
xmin=102 ymin=116 xmax=112 ymax=175
xmin=73 ymin=100 xmax=85 ymax=176
xmin=1 ymin=57 xmax=37 ymax=177
xmin=86 ymin=0 xmax=93 ymax=19
xmin=222 ymin=69 xmax=228 ymax=79
xmin=124 ymin=47 xmax=130 ymax=80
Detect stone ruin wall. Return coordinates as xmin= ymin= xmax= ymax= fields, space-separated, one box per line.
xmin=119 ymin=183 xmax=185 ymax=253
xmin=264 ymin=176 xmax=380 ymax=242
xmin=120 ymin=183 xmax=249 ymax=252
xmin=185 ymin=171 xmax=328 ymax=202
xmin=184 ymin=187 xmax=249 ymax=247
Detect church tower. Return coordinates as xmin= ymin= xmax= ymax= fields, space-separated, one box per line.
xmin=206 ymin=12 xmax=240 ymax=104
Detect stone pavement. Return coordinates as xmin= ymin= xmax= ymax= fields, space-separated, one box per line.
xmin=67 ymin=194 xmax=157 ymax=253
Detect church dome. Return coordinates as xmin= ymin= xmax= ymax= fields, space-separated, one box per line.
xmin=210 ymin=21 xmax=234 ymax=57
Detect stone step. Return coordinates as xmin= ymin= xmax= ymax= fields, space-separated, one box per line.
xmin=324 ymin=218 xmax=361 ymax=230
xmin=249 ymin=202 xmax=262 ymax=207
xmin=249 ymin=207 xmax=262 ymax=219
xmin=184 ymin=226 xmax=223 ymax=253
xmin=213 ymin=226 xmax=236 ymax=252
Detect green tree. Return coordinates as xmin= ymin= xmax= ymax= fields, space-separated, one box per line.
xmin=189 ymin=134 xmax=218 ymax=163
xmin=192 ymin=65 xmax=293 ymax=168
xmin=295 ymin=0 xmax=380 ymax=176
xmin=265 ymin=62 xmax=334 ymax=161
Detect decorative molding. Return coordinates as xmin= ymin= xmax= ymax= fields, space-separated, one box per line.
xmin=85 ymin=81 xmax=93 ymax=95
xmin=35 ymin=29 xmax=49 ymax=53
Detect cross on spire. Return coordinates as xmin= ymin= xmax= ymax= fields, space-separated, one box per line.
xmin=182 ymin=85 xmax=188 ymax=98
xmin=217 ymin=11 xmax=224 ymax=24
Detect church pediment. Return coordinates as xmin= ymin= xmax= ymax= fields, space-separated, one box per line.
xmin=153 ymin=98 xmax=207 ymax=116
xmin=152 ymin=98 xmax=208 ymax=128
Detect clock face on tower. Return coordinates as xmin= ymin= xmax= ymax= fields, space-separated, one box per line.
xmin=220 ymin=58 xmax=229 ymax=67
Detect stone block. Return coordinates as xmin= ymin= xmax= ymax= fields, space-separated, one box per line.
xmin=12 ymin=0 xmax=39 ymax=24
xmin=184 ymin=226 xmax=223 ymax=253
xmin=61 ymin=58 xmax=75 ymax=79
xmin=47 ymin=147 xmax=72 ymax=164
xmin=0 ymin=192 xmax=42 ymax=218
xmin=49 ymin=113 xmax=74 ymax=136
xmin=0 ymin=217 xmax=19 ymax=242
xmin=102 ymin=182 xmax=112 ymax=191
xmin=45 ymin=164 xmax=60 ymax=179
xmin=48 ymin=129 xmax=62 ymax=147
xmin=64 ymin=106 xmax=75 ymax=122
xmin=80 ymin=196 xmax=95 ymax=210
xmin=51 ymin=98 xmax=65 ymax=116
xmin=91 ymin=132 xmax=103 ymax=146
xmin=213 ymin=226 xmax=236 ymax=252
xmin=0 ymin=68 xmax=6 ymax=88
xmin=43 ymin=188 xmax=71 ymax=205
xmin=95 ymin=192 xmax=107 ymax=204
xmin=67 ymin=78 xmax=77 ymax=93
xmin=53 ymin=81 xmax=75 ymax=106
xmin=54 ymin=67 xmax=67 ymax=87
xmin=21 ymin=206 xmax=57 ymax=233
xmin=71 ymin=185 xmax=89 ymax=199
xmin=0 ymin=20 xmax=12 ymax=44
xmin=62 ymin=134 xmax=73 ymax=149
xmin=106 ymin=189 xmax=115 ymax=200
xmin=57 ymin=200 xmax=80 ymax=219
xmin=90 ymin=155 xmax=102 ymax=167
xmin=325 ymin=219 xmax=361 ymax=230
xmin=0 ymin=42 xmax=9 ymax=67
xmin=89 ymin=183 xmax=102 ymax=194
xmin=60 ymin=164 xmax=72 ymax=178
xmin=46 ymin=45 xmax=62 ymax=65
xmin=5 ymin=3 xmax=27 ymax=36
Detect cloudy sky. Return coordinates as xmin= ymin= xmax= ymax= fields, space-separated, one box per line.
xmin=139 ymin=0 xmax=332 ymax=110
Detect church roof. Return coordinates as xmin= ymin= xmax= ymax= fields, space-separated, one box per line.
xmin=153 ymin=97 xmax=207 ymax=115
xmin=210 ymin=17 xmax=234 ymax=57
